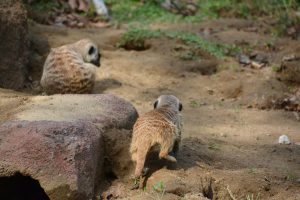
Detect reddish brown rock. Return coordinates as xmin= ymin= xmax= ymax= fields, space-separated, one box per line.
xmin=0 ymin=121 xmax=103 ymax=200
xmin=0 ymin=0 xmax=29 ymax=89
xmin=0 ymin=94 xmax=138 ymax=200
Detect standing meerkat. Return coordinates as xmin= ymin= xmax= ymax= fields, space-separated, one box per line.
xmin=130 ymin=95 xmax=183 ymax=182
xmin=40 ymin=39 xmax=101 ymax=94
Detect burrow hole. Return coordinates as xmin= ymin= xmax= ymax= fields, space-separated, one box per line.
xmin=0 ymin=172 xmax=50 ymax=200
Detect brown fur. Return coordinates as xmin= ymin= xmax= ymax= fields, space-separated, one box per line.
xmin=40 ymin=39 xmax=100 ymax=94
xmin=130 ymin=105 xmax=182 ymax=178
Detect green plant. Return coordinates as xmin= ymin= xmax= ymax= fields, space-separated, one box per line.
xmin=285 ymin=171 xmax=297 ymax=181
xmin=30 ymin=0 xmax=60 ymax=11
xmin=117 ymin=27 xmax=163 ymax=50
xmin=248 ymin=167 xmax=257 ymax=174
xmin=179 ymin=51 xmax=199 ymax=61
xmin=198 ymin=0 xmax=233 ymax=18
xmin=233 ymin=105 xmax=242 ymax=113
xmin=143 ymin=186 xmax=147 ymax=191
xmin=165 ymin=31 xmax=226 ymax=58
xmin=246 ymin=192 xmax=261 ymax=200
xmin=119 ymin=28 xmax=233 ymax=58
xmin=272 ymin=65 xmax=281 ymax=72
xmin=208 ymin=142 xmax=220 ymax=150
xmin=106 ymin=0 xmax=203 ymax=23
xmin=152 ymin=181 xmax=166 ymax=200
xmin=189 ymin=100 xmax=204 ymax=108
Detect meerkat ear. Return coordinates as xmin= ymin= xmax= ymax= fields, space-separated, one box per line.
xmin=88 ymin=46 xmax=95 ymax=55
xmin=179 ymin=103 xmax=183 ymax=111
xmin=154 ymin=100 xmax=158 ymax=109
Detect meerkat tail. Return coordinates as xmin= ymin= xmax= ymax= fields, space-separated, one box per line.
xmin=134 ymin=144 xmax=151 ymax=178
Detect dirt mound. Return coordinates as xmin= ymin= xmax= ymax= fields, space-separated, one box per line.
xmin=277 ymin=53 xmax=300 ymax=84
xmin=217 ymin=71 xmax=290 ymax=109
xmin=102 ymin=129 xmax=134 ymax=179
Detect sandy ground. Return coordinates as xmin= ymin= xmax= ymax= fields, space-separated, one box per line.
xmin=1 ymin=19 xmax=300 ymax=199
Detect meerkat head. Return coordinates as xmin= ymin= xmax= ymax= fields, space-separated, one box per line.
xmin=73 ymin=39 xmax=101 ymax=67
xmin=154 ymin=95 xmax=183 ymax=112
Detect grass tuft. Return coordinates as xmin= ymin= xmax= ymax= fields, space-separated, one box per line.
xmin=106 ymin=0 xmax=203 ymax=23
xmin=118 ymin=27 xmax=241 ymax=58
xmin=246 ymin=192 xmax=261 ymax=200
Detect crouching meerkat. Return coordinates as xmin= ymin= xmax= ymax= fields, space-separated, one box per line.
xmin=40 ymin=39 xmax=101 ymax=94
xmin=130 ymin=95 xmax=183 ymax=182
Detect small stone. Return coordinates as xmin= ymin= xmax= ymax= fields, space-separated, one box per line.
xmin=278 ymin=135 xmax=291 ymax=144
xmin=287 ymin=27 xmax=297 ymax=36
xmin=206 ymin=88 xmax=214 ymax=95
xmin=238 ymin=54 xmax=251 ymax=65
xmin=253 ymin=53 xmax=269 ymax=64
xmin=264 ymin=184 xmax=271 ymax=191
xmin=295 ymin=142 xmax=300 ymax=146
xmin=293 ymin=112 xmax=300 ymax=121
xmin=77 ymin=22 xmax=85 ymax=28
xmin=251 ymin=61 xmax=265 ymax=69
xmin=184 ymin=193 xmax=209 ymax=200
xmin=220 ymin=133 xmax=227 ymax=137
xmin=282 ymin=54 xmax=297 ymax=62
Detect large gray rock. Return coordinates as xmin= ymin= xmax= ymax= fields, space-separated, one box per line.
xmin=0 ymin=94 xmax=138 ymax=200
xmin=0 ymin=0 xmax=29 ymax=89
xmin=15 ymin=94 xmax=138 ymax=129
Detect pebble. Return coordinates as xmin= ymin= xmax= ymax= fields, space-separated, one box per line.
xmin=238 ymin=54 xmax=251 ymax=65
xmin=278 ymin=135 xmax=291 ymax=144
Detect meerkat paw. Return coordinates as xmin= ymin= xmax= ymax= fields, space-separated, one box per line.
xmin=142 ymin=167 xmax=149 ymax=177
xmin=131 ymin=173 xmax=148 ymax=190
